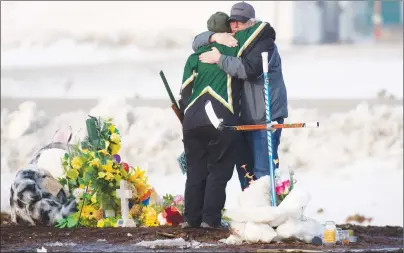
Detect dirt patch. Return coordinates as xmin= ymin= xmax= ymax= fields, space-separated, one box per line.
xmin=1 ymin=212 xmax=11 ymax=226
xmin=1 ymin=212 xmax=403 ymax=252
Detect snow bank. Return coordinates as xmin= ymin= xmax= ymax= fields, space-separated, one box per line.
xmin=1 ymin=99 xmax=402 ymax=175
xmin=281 ymin=103 xmax=403 ymax=171
xmin=1 ymin=99 xmax=402 ymax=226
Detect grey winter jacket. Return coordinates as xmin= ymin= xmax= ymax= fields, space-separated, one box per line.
xmin=192 ymin=30 xmax=288 ymax=124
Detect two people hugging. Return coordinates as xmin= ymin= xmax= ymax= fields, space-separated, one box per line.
xmin=178 ymin=2 xmax=288 ymax=229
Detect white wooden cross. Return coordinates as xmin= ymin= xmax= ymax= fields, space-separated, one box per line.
xmin=116 ymin=180 xmax=136 ymax=227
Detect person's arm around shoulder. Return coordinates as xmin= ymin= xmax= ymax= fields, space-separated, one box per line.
xmin=192 ymin=31 xmax=214 ymax=52
xmin=197 ymin=45 xmax=248 ymax=79
xmin=199 ymin=38 xmax=275 ymax=81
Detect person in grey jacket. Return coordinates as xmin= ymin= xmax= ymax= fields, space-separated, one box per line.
xmin=193 ymin=2 xmax=288 ymax=181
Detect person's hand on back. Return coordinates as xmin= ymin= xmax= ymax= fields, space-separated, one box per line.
xmin=199 ymin=47 xmax=221 ymax=64
xmin=209 ymin=33 xmax=238 ymax=48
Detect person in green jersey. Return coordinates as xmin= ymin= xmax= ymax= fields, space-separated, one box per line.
xmin=178 ymin=11 xmax=274 ymax=229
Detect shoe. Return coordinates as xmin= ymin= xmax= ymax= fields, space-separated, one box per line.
xmin=221 ymin=219 xmax=230 ymax=228
xmin=200 ymin=222 xmax=216 ymax=229
xmin=180 ymin=222 xmax=192 ymax=229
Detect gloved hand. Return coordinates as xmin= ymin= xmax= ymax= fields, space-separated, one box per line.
xmin=267 ymin=121 xmax=279 ymax=132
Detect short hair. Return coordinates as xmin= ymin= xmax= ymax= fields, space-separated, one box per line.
xmin=247 ymin=18 xmax=257 ymax=26
xmin=207 ymin=12 xmax=232 ymax=33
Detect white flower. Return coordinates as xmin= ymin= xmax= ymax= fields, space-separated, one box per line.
xmin=157 ymin=213 xmax=167 ymax=226
xmin=73 ymin=188 xmax=85 ymax=201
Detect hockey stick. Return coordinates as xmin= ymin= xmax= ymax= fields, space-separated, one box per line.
xmin=204 ymin=101 xmax=319 ymax=131
xmin=262 ymin=52 xmax=277 ymax=207
xmin=159 ymin=70 xmax=183 ymax=123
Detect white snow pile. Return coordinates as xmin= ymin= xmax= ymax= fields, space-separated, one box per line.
xmin=1 ymin=98 xmax=402 ymax=175
xmin=43 ymin=242 xmax=77 ymax=247
xmin=135 ymin=238 xmax=216 ymax=249
xmin=221 ymin=176 xmax=323 ymax=244
xmin=1 ymin=98 xmax=402 ymax=215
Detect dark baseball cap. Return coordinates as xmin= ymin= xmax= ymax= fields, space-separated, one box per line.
xmin=229 ymin=2 xmax=255 ymax=23
xmin=207 ymin=12 xmax=231 ymax=33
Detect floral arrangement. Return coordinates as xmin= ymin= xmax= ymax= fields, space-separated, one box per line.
xmin=240 ymin=163 xmax=296 ymax=206
xmin=128 ymin=193 xmax=185 ymax=227
xmin=56 ymin=116 xmax=155 ymax=228
xmin=275 ymin=170 xmax=296 ymax=205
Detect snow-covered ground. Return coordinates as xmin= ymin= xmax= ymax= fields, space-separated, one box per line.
xmin=1 ymin=98 xmax=403 ymax=227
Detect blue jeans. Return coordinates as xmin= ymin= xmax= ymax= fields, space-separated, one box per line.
xmin=248 ymin=118 xmax=284 ymax=179
xmin=235 ymin=132 xmax=255 ymax=190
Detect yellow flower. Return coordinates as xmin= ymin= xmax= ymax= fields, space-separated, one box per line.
xmin=82 ymin=149 xmax=89 ymax=154
xmin=89 ymin=152 xmax=96 ymax=158
xmin=110 ymin=143 xmax=121 ymax=155
xmin=89 ymin=158 xmax=101 ymax=167
xmin=135 ymin=181 xmax=150 ymax=198
xmin=97 ymin=219 xmax=105 ymax=228
xmin=102 ymin=160 xmax=114 ymax=173
xmin=134 ymin=167 xmax=146 ymax=180
xmin=99 ymin=171 xmax=114 ymax=181
xmin=91 ymin=193 xmax=97 ymax=203
xmin=128 ymin=167 xmax=146 ymax=182
xmin=98 ymin=149 xmax=109 ymax=155
xmin=105 ymin=140 xmax=110 ymax=149
xmin=105 ymin=172 xmax=114 ymax=181
xmin=141 ymin=206 xmax=158 ymax=227
xmin=108 ymin=124 xmax=115 ymax=133
xmin=71 ymin=156 xmax=84 ymax=170
xmin=82 ymin=205 xmax=97 ymax=220
xmin=128 ymin=174 xmax=137 ymax=183
xmin=98 ymin=172 xmax=106 ymax=179
xmin=110 ymin=133 xmax=121 ymax=143
xmin=79 ymin=184 xmax=85 ymax=189
xmin=66 ymin=169 xmax=79 ymax=180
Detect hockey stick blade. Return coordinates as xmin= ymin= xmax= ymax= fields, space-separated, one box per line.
xmin=205 ymin=101 xmax=223 ymax=129
xmin=205 ymin=100 xmax=319 ymax=131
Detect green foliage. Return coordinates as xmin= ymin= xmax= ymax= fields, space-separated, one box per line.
xmin=162 ymin=194 xmax=174 ymax=206
xmin=55 ymin=216 xmax=78 ymax=228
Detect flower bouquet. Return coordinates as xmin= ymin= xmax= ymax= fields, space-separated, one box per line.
xmin=154 ymin=194 xmax=185 ymax=226
xmin=240 ymin=164 xmax=296 ymax=206
xmin=56 ymin=116 xmax=155 ymax=228
xmin=275 ymin=170 xmax=296 ymax=206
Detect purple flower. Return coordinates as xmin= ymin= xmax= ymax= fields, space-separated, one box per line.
xmin=113 ymin=154 xmax=121 ymax=163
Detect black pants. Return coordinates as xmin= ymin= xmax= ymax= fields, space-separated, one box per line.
xmin=183 ymin=125 xmax=238 ymax=227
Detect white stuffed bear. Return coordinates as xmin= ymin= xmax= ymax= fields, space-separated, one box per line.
xmin=30 ymin=125 xmax=73 ymax=179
